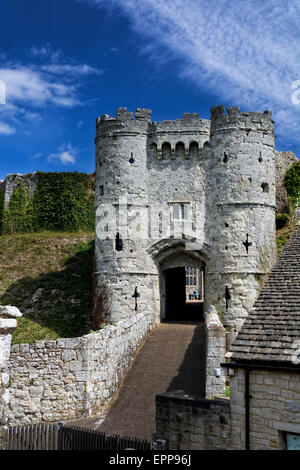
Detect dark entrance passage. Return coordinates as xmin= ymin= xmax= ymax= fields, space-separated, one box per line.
xmin=164 ymin=267 xmax=204 ymax=322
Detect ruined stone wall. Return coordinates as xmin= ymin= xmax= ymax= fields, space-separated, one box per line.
xmin=230 ymin=368 xmax=300 ymax=450
xmin=275 ymin=151 xmax=298 ymax=214
xmin=2 ymin=173 xmax=38 ymax=207
xmin=7 ymin=311 xmax=155 ymax=426
xmin=155 ymin=392 xmax=231 ymax=450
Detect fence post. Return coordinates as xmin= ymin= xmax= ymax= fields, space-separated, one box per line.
xmin=0 ymin=306 xmax=22 ymax=449
xmin=57 ymin=421 xmax=66 ymax=450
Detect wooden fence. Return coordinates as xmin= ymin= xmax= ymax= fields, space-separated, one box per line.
xmin=3 ymin=422 xmax=167 ymax=451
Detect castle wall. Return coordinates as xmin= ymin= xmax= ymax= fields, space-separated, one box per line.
xmin=7 ymin=311 xmax=155 ymax=426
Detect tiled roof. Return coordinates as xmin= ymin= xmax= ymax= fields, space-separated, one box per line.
xmin=230 ymin=224 xmax=300 ymax=364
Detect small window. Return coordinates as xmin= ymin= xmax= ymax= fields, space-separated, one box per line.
xmin=284 ymin=432 xmax=300 ymax=450
xmin=100 ymin=185 xmax=104 ymax=196
xmin=261 ymin=182 xmax=269 ymax=193
xmin=173 ymin=205 xmax=180 ymax=220
xmin=172 ymin=204 xmax=188 ymax=220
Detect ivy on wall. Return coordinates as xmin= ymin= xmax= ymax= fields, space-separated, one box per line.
xmin=0 ymin=172 xmax=95 ymax=234
xmin=284 ymin=161 xmax=300 ymax=211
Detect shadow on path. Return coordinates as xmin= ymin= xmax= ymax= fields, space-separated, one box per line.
xmin=70 ymin=322 xmax=207 ymax=441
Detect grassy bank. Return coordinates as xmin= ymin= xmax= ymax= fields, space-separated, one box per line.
xmin=0 ymin=231 xmax=94 ymax=345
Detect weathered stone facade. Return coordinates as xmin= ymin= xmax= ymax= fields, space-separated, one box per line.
xmin=229 ymin=368 xmax=300 ymax=450
xmin=95 ymin=105 xmax=284 ymax=342
xmin=7 ymin=311 xmax=157 ymax=426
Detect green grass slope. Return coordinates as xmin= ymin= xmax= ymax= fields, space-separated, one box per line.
xmin=0 ymin=231 xmax=94 ymax=345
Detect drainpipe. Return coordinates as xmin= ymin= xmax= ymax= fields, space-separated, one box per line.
xmin=245 ymin=367 xmax=251 ymax=451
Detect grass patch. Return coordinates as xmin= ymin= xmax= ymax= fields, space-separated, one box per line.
xmin=0 ymin=231 xmax=95 ymax=345
xmin=276 ymin=220 xmax=297 ymax=256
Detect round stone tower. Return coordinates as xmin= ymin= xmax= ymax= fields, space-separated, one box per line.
xmin=203 ymin=105 xmax=277 ymax=342
xmin=95 ymin=107 xmax=160 ymax=322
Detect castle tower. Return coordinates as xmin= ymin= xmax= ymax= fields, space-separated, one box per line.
xmin=95 ymin=107 xmax=160 ymax=321
xmin=203 ymin=105 xmax=277 ymax=342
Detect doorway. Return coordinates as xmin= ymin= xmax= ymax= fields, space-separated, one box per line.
xmin=162 ymin=263 xmax=204 ymax=322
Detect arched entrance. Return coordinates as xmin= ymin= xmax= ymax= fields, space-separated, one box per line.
xmin=159 ymin=251 xmax=206 ymax=322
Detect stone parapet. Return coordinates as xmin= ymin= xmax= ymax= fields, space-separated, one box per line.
xmin=7 ymin=310 xmax=157 ymax=426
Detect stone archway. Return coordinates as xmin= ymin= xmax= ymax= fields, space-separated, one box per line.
xmin=159 ymin=250 xmax=206 ymax=322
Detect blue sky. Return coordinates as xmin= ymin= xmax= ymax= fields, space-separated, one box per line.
xmin=0 ymin=0 xmax=299 ymax=180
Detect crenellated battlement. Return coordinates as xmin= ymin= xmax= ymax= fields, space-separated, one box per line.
xmin=210 ymin=105 xmax=274 ymax=135
xmin=96 ymin=107 xmax=152 ymax=138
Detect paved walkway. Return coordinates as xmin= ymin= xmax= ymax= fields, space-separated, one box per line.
xmin=68 ymin=321 xmax=206 ymax=441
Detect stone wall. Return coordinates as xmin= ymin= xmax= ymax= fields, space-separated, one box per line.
xmin=230 ymin=368 xmax=300 ymax=450
xmin=2 ymin=173 xmax=38 ymax=207
xmin=205 ymin=306 xmax=226 ymax=398
xmin=275 ymin=151 xmax=298 ymax=214
xmin=7 ymin=310 xmax=157 ymax=426
xmin=155 ymin=391 xmax=231 ymax=450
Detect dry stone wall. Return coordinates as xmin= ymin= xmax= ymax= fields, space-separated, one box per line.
xmin=7 ymin=310 xmax=157 ymax=426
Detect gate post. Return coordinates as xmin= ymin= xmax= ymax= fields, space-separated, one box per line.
xmin=0 ymin=306 xmax=22 ymax=447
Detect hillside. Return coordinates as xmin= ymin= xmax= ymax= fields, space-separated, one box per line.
xmin=0 ymin=231 xmax=94 ymax=345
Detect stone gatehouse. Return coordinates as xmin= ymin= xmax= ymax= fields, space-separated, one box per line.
xmin=94 ymin=104 xmax=295 ymax=345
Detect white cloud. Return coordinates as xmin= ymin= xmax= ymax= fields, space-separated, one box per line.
xmin=82 ymin=0 xmax=300 ymax=147
xmin=0 ymin=45 xmax=104 ymax=135
xmin=47 ymin=143 xmax=77 ymax=165
xmin=0 ymin=121 xmax=15 ymax=135
xmin=40 ymin=64 xmax=103 ymax=76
